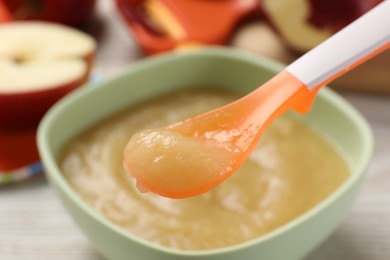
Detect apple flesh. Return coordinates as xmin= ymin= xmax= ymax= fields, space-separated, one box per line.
xmin=231 ymin=21 xmax=297 ymax=64
xmin=262 ymin=0 xmax=382 ymax=53
xmin=0 ymin=21 xmax=96 ymax=129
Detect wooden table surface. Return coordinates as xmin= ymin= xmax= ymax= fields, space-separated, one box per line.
xmin=1 ymin=1 xmax=389 ymax=259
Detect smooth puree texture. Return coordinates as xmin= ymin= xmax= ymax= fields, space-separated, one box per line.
xmin=124 ymin=129 xmax=233 ymax=198
xmin=60 ymin=89 xmax=350 ymax=250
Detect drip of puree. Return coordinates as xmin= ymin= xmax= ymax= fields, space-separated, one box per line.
xmin=60 ymin=89 xmax=350 ymax=250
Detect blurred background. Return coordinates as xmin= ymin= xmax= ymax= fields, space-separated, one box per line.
xmin=0 ymin=0 xmax=389 ymax=259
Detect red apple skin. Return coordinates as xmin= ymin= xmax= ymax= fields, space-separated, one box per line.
xmin=307 ymin=0 xmax=382 ymax=32
xmin=2 ymin=0 xmax=96 ymax=26
xmin=0 ymin=52 xmax=94 ymax=130
xmin=0 ymin=0 xmax=12 ymax=22
xmin=0 ymin=124 xmax=40 ymax=171
xmin=0 ymin=77 xmax=86 ymax=129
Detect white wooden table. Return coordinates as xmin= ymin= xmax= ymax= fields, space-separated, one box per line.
xmin=1 ymin=1 xmax=389 ymax=259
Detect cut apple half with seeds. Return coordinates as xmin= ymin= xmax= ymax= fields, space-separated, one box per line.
xmin=0 ymin=21 xmax=95 ymax=92
xmin=0 ymin=21 xmax=96 ymax=128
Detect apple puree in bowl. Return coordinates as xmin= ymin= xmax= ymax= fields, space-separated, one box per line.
xmin=59 ymin=89 xmax=350 ymax=250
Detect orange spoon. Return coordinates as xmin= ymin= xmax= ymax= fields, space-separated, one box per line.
xmin=124 ymin=0 xmax=390 ymax=199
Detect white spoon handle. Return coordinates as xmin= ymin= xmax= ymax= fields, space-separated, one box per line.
xmin=286 ymin=0 xmax=390 ymax=91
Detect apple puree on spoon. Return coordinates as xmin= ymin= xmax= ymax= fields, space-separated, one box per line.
xmin=124 ymin=129 xmax=235 ymax=197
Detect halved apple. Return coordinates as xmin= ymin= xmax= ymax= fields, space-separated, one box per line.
xmin=262 ymin=0 xmax=382 ymax=53
xmin=0 ymin=21 xmax=96 ymax=128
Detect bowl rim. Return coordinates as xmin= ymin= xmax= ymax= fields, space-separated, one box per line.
xmin=37 ymin=47 xmax=373 ymax=256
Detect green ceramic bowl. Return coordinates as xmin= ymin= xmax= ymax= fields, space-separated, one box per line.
xmin=37 ymin=48 xmax=373 ymax=260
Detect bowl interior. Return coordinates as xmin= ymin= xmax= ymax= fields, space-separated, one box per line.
xmin=37 ymin=47 xmax=373 ymax=259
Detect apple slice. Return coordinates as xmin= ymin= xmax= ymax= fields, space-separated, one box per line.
xmin=262 ymin=0 xmax=382 ymax=53
xmin=0 ymin=21 xmax=96 ymax=128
